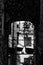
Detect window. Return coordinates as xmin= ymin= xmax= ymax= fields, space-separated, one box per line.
xmin=8 ymin=21 xmax=35 ymax=65
xmin=8 ymin=21 xmax=35 ymax=48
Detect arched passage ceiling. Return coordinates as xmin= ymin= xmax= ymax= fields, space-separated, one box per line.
xmin=5 ymin=0 xmax=40 ymax=26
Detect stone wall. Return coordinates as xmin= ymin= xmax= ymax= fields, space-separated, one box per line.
xmin=36 ymin=0 xmax=43 ymax=65
xmin=0 ymin=0 xmax=4 ymax=65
